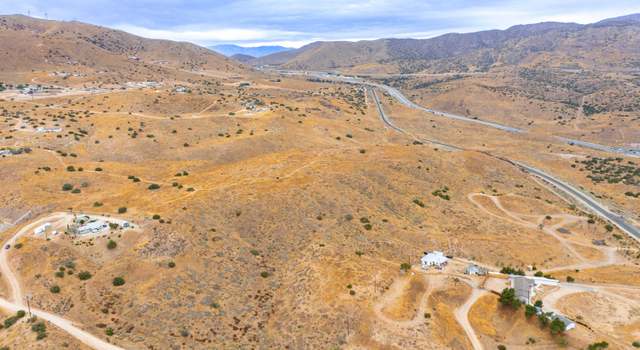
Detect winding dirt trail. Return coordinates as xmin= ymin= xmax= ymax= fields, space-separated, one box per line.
xmin=467 ymin=192 xmax=623 ymax=271
xmin=372 ymin=268 xmax=486 ymax=350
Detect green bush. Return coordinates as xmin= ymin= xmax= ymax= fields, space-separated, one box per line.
xmin=77 ymin=271 xmax=92 ymax=280
xmin=566 ymin=276 xmax=575 ymax=282
xmin=105 ymin=327 xmax=114 ymax=336
xmin=400 ymin=263 xmax=411 ymax=272
xmin=550 ymin=318 xmax=566 ymax=335
xmin=524 ymin=304 xmax=536 ymax=318
xmin=62 ymin=183 xmax=73 ymax=191
xmin=168 ymin=261 xmax=176 ymax=268
xmin=50 ymin=285 xmax=61 ymax=293
xmin=631 ymin=341 xmax=640 ymax=348
xmin=107 ymin=240 xmax=117 ymax=250
xmin=152 ymin=214 xmax=161 ymax=220
xmin=55 ymin=271 xmax=64 ymax=278
xmin=501 ymin=266 xmax=525 ymax=276
xmin=112 ymin=277 xmax=125 ymax=286
xmin=260 ymin=271 xmax=269 ymax=278
xmin=587 ymin=341 xmax=609 ymax=350
xmin=148 ymin=184 xmax=160 ymax=190
xmin=118 ymin=207 xmax=127 ymax=214
xmin=498 ymin=288 xmax=521 ymax=309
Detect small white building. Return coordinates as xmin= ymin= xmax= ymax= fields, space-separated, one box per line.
xmin=76 ymin=220 xmax=108 ymax=235
xmin=34 ymin=223 xmax=51 ymax=236
xmin=421 ymin=251 xmax=449 ymax=270
xmin=465 ymin=264 xmax=487 ymax=276
xmin=36 ymin=127 xmax=62 ymax=133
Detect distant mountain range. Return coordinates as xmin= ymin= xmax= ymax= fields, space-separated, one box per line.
xmin=209 ymin=44 xmax=293 ymax=58
xmin=251 ymin=13 xmax=640 ymax=74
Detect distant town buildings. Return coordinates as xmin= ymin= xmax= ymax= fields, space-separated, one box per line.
xmin=421 ymin=251 xmax=449 ymax=270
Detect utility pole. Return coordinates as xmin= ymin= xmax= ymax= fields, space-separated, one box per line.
xmin=25 ymin=294 xmax=32 ymax=318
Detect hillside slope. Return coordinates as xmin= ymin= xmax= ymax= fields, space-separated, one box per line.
xmin=0 ymin=15 xmax=243 ymax=74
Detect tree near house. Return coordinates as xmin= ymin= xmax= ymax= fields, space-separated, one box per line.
xmin=499 ymin=288 xmax=521 ymax=309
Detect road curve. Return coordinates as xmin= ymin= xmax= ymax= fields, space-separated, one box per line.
xmin=370 ymin=88 xmax=462 ymax=151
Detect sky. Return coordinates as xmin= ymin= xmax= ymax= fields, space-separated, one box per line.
xmin=1 ymin=0 xmax=639 ymax=48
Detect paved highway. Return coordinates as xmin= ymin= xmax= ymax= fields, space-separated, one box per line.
xmin=276 ymin=69 xmax=640 ymax=158
xmin=514 ymin=162 xmax=640 ymax=241
xmin=370 ymin=88 xmax=462 ymax=151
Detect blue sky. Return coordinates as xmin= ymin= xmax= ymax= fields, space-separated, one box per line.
xmin=1 ymin=0 xmax=639 ymax=47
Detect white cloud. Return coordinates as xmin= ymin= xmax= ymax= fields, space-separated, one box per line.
xmin=114 ymin=24 xmax=302 ymax=44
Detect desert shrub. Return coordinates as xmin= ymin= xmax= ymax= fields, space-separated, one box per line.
xmin=62 ymin=183 xmax=73 ymax=191
xmin=168 ymin=261 xmax=176 ymax=268
xmin=107 ymin=240 xmax=117 ymax=250
xmin=77 ymin=271 xmax=92 ymax=280
xmin=118 ymin=207 xmax=127 ymax=214
xmin=260 ymin=271 xmax=269 ymax=278
xmin=148 ymin=184 xmax=160 ymax=190
xmin=55 ymin=271 xmax=64 ymax=278
xmin=400 ymin=263 xmax=411 ymax=272
xmin=105 ymin=328 xmax=114 ymax=336
xmin=50 ymin=285 xmax=61 ymax=293
xmin=112 ymin=277 xmax=125 ymax=286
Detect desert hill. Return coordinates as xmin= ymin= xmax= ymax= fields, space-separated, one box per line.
xmin=253 ymin=14 xmax=640 ymax=73
xmin=0 ymin=15 xmax=243 ymax=74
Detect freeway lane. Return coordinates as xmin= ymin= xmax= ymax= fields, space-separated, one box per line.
xmin=514 ymin=162 xmax=640 ymax=241
xmin=370 ymin=88 xmax=462 ymax=151
xmin=281 ymin=69 xmax=640 ymax=158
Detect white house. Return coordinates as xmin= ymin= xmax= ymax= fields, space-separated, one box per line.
xmin=421 ymin=251 xmax=449 ymax=270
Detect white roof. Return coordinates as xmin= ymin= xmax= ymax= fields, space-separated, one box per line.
xmin=421 ymin=251 xmax=448 ymax=265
